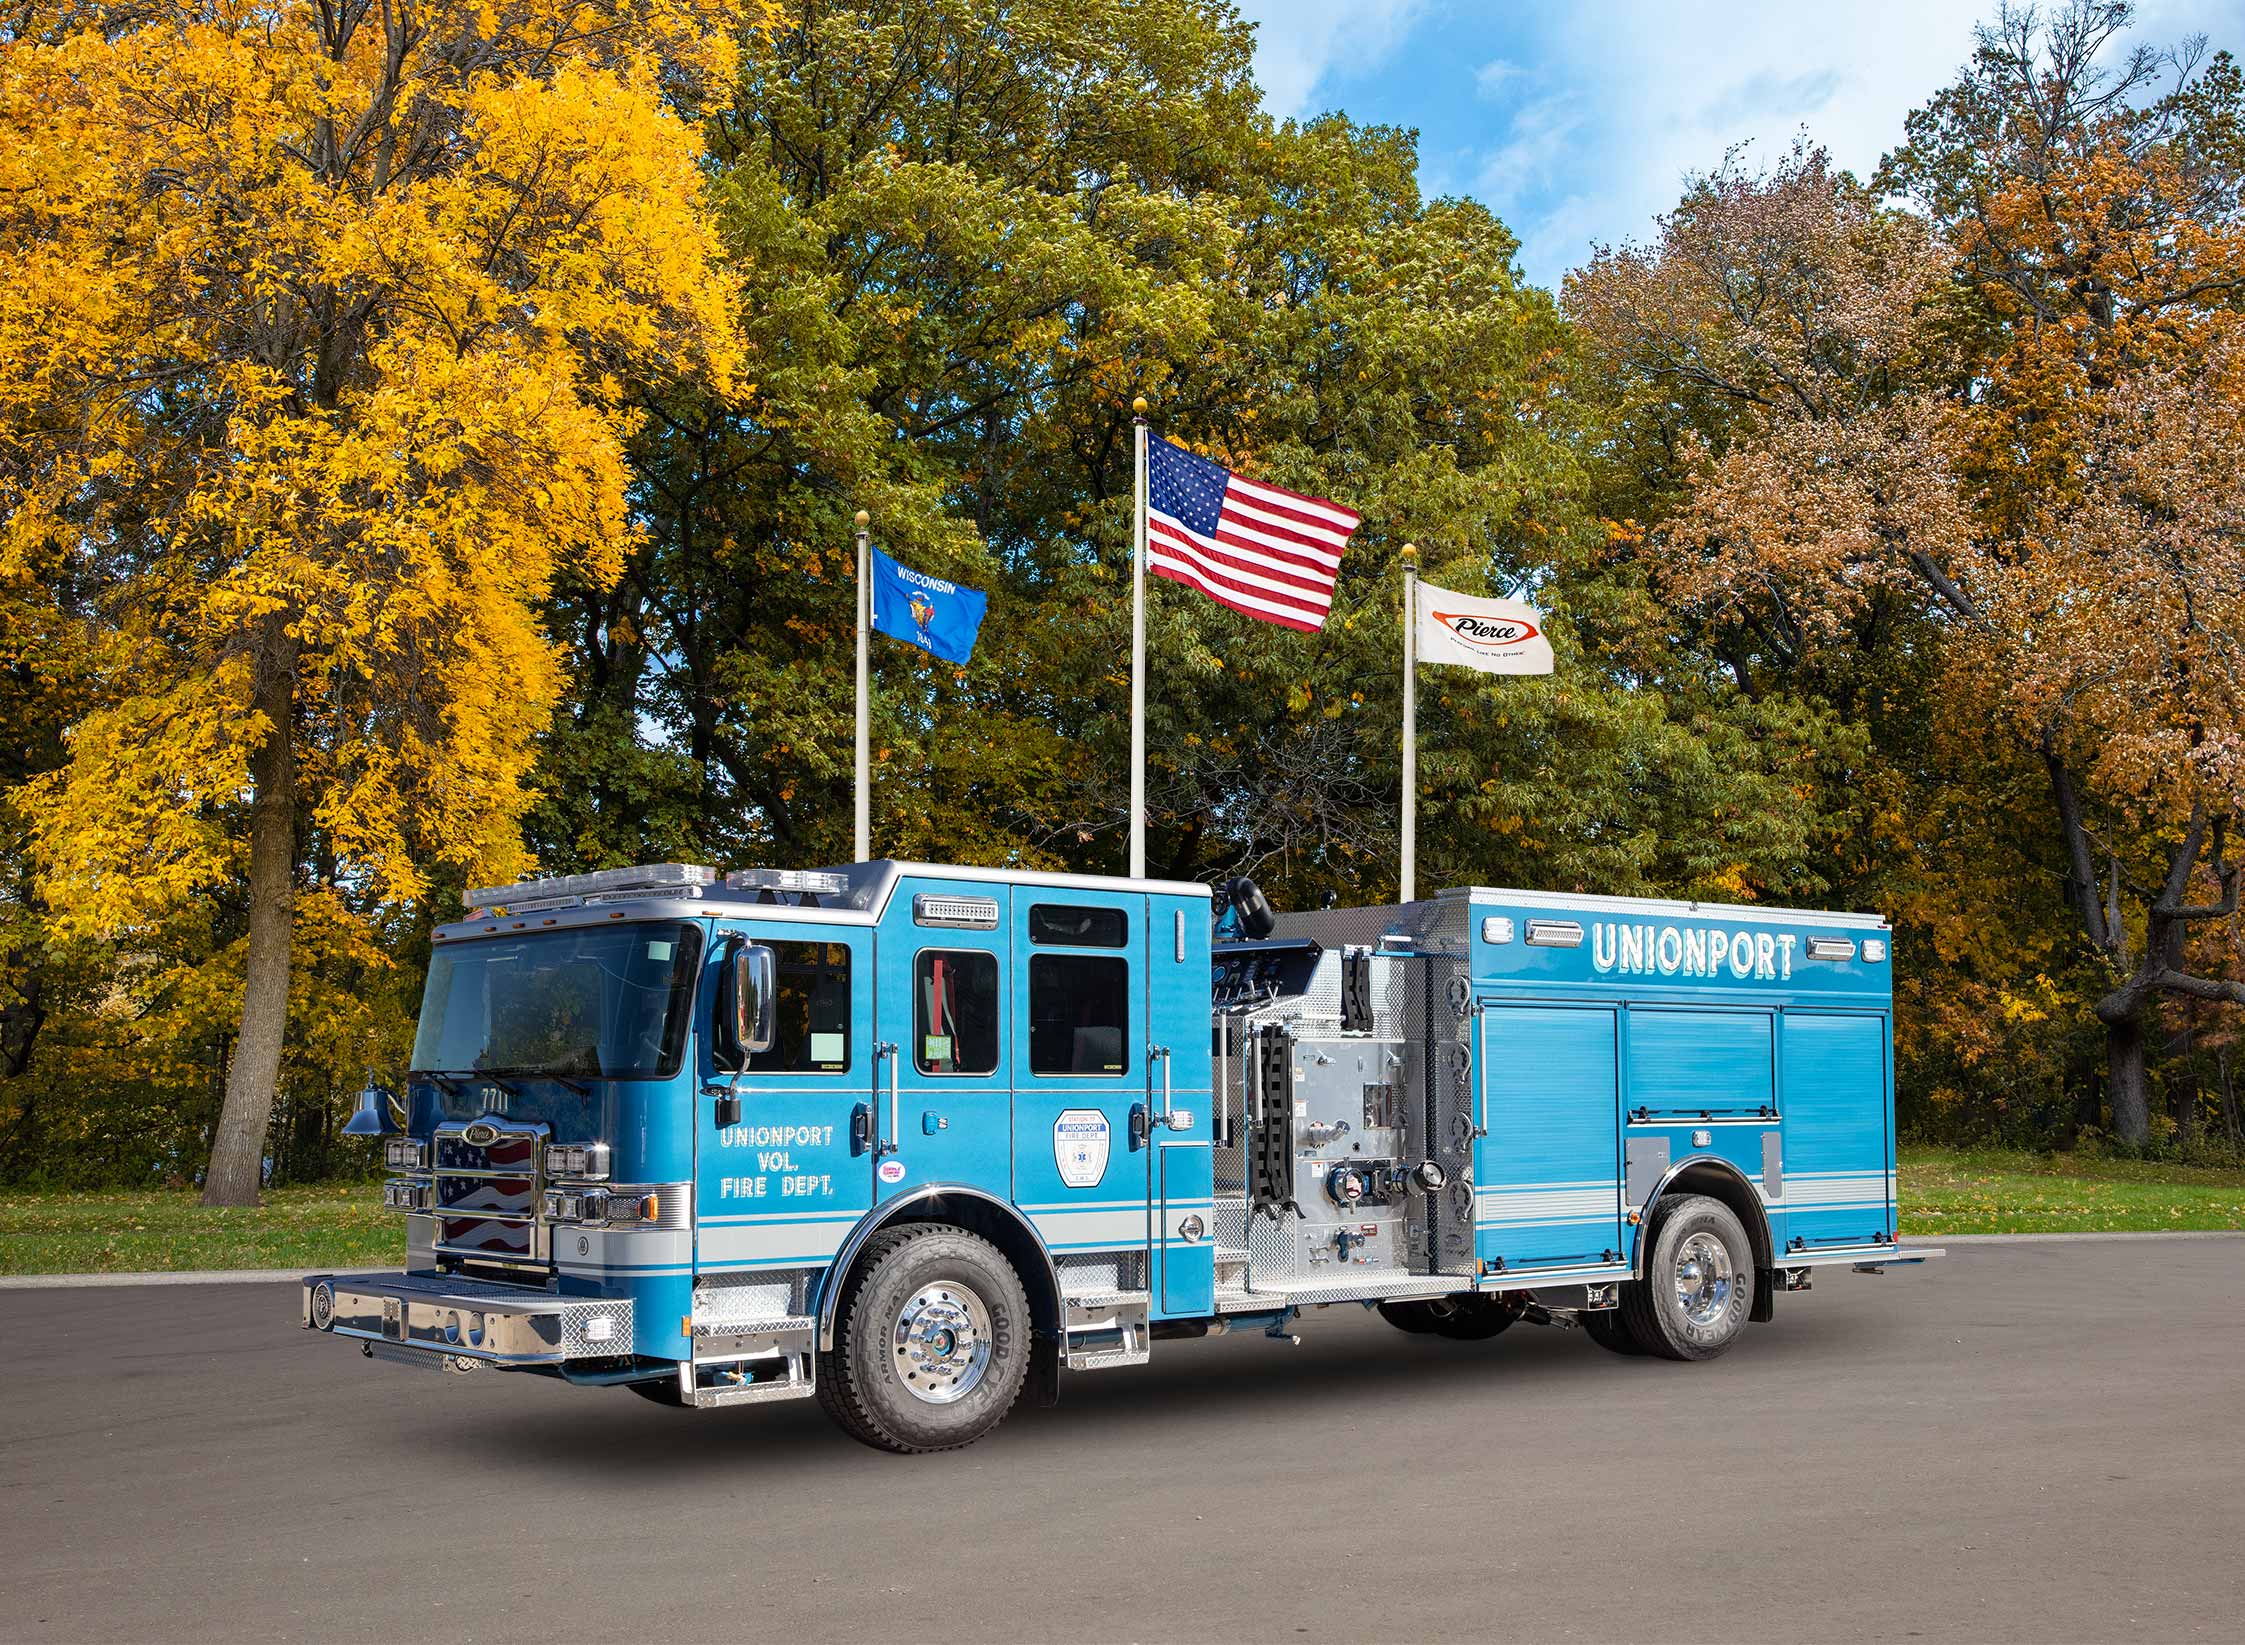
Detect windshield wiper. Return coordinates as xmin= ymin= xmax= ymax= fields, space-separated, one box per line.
xmin=476 ymin=1065 xmax=593 ymax=1096
xmin=414 ymin=1068 xmax=525 ymax=1098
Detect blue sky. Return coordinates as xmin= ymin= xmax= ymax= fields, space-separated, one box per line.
xmin=1233 ymin=0 xmax=2245 ymax=293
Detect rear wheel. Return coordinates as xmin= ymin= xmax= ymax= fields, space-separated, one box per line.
xmin=817 ymin=1223 xmax=1030 ymax=1454
xmin=1375 ymin=1298 xmax=1440 ymax=1334
xmin=1620 ymin=1195 xmax=1755 ymax=1361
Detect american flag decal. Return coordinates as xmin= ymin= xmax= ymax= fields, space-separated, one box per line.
xmin=1145 ymin=435 xmax=1359 ymax=632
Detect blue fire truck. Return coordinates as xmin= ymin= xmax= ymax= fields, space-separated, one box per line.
xmin=303 ymin=860 xmax=1940 ymax=1453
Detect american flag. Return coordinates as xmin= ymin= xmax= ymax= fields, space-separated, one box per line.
xmin=1146 ymin=435 xmax=1359 ymax=632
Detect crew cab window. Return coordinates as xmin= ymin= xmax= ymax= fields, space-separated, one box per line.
xmin=748 ymin=940 xmax=851 ymax=1074
xmin=1029 ymin=954 xmax=1130 ymax=1076
xmin=1028 ymin=903 xmax=1127 ymax=947
xmin=915 ymin=950 xmax=1000 ymax=1075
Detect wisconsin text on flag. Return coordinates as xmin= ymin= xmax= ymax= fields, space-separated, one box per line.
xmin=1146 ymin=435 xmax=1359 ymax=632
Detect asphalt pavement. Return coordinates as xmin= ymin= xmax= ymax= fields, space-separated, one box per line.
xmin=3 ymin=1237 xmax=2241 ymax=1643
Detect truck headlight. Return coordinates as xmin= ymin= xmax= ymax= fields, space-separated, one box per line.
xmin=543 ymin=1142 xmax=611 ymax=1181
xmin=383 ymin=1137 xmax=427 ymax=1171
xmin=542 ymin=1187 xmax=659 ymax=1226
xmin=601 ymin=1191 xmax=660 ymax=1225
xmin=382 ymin=1179 xmax=432 ymax=1212
xmin=543 ymin=1188 xmax=586 ymax=1223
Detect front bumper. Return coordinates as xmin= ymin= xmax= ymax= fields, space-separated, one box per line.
xmin=303 ymin=1271 xmax=634 ymax=1367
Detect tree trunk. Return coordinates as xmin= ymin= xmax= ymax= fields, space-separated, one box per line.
xmin=2106 ymin=1011 xmax=2150 ymax=1147
xmin=201 ymin=635 xmax=298 ymax=1207
xmin=2219 ymin=1049 xmax=2241 ymax=1150
xmin=2063 ymin=1046 xmax=2097 ymax=1149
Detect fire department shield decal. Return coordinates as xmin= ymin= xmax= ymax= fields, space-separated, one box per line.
xmin=1053 ymin=1109 xmax=1110 ymax=1189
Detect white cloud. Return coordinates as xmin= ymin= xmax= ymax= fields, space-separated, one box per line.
xmin=1233 ymin=0 xmax=2243 ymax=289
xmin=1473 ymin=57 xmax=1523 ymax=98
xmin=1481 ymin=1 xmax=1990 ymax=286
xmin=1232 ymin=0 xmax=1428 ymax=119
xmin=1471 ymin=91 xmax=1584 ymax=201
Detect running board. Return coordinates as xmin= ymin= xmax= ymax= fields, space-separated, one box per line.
xmin=1212 ymin=1261 xmax=1632 ymax=1313
xmin=688 ymin=1313 xmax=818 ymax=1407
xmin=1781 ymin=1244 xmax=1945 ymax=1274
xmin=1063 ymin=1291 xmax=1150 ymax=1371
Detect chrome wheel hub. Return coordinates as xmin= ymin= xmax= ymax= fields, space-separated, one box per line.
xmin=891 ymin=1282 xmax=992 ymax=1405
xmin=1674 ymin=1231 xmax=1735 ymax=1328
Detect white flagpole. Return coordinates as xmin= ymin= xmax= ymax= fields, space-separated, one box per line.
xmin=854 ymin=509 xmax=871 ymax=862
xmin=1400 ymin=542 xmax=1418 ymax=904
xmin=1130 ymin=396 xmax=1149 ymax=880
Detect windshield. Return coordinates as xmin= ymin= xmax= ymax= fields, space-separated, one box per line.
xmin=412 ymin=921 xmax=704 ymax=1083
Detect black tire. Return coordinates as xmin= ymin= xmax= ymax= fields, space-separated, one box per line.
xmin=1428 ymin=1294 xmax=1521 ymax=1340
xmin=816 ymin=1223 xmax=1030 ymax=1454
xmin=1581 ymin=1306 xmax=1646 ymax=1356
xmin=1377 ymin=1294 xmax=1519 ymax=1340
xmin=1620 ymin=1194 xmax=1755 ymax=1361
xmin=1375 ymin=1298 xmax=1440 ymax=1333
xmin=625 ymin=1374 xmax=687 ymax=1407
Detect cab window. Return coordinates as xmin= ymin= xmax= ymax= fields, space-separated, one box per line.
xmin=748 ymin=940 xmax=852 ymax=1074
xmin=1028 ymin=903 xmax=1127 ymax=947
xmin=915 ymin=950 xmax=1000 ymax=1075
xmin=1029 ymin=954 xmax=1130 ymax=1076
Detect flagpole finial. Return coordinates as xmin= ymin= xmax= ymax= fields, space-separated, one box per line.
xmin=854 ymin=509 xmax=869 ymax=529
xmin=1401 ymin=541 xmax=1417 ymax=560
xmin=1132 ymin=395 xmax=1148 ymax=417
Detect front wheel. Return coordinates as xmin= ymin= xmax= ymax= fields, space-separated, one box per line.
xmin=1619 ymin=1195 xmax=1755 ymax=1361
xmin=818 ymin=1223 xmax=1030 ymax=1454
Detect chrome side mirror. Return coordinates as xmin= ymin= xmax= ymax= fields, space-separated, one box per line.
xmin=716 ymin=942 xmax=776 ymax=1068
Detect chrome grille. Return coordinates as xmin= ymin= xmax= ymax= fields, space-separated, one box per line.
xmin=433 ymin=1121 xmax=549 ymax=1271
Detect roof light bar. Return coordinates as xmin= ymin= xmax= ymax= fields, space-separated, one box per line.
xmin=726 ymin=867 xmax=849 ymax=896
xmin=465 ymin=863 xmax=717 ymax=912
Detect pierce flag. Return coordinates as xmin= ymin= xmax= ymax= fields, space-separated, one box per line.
xmin=1413 ymin=580 xmax=1553 ymax=675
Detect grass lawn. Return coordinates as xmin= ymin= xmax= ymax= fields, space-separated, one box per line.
xmin=0 ymin=1185 xmax=399 ymax=1275
xmin=1899 ymin=1145 xmax=2245 ymax=1235
xmin=1 ymin=1150 xmax=2240 ymax=1274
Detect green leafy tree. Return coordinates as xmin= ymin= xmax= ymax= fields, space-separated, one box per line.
xmin=539 ymin=0 xmax=1830 ymax=920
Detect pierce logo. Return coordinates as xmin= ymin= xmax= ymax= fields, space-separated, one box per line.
xmin=1434 ymin=611 xmax=1540 ymax=650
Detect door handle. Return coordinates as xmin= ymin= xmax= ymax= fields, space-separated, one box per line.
xmin=875 ymin=1042 xmax=899 ymax=1156
xmin=1142 ymin=1046 xmax=1184 ymax=1134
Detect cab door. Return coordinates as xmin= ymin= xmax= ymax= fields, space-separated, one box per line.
xmin=1009 ymin=889 xmax=1151 ymax=1282
xmin=875 ymin=876 xmax=1012 ymax=1200
xmin=1147 ymin=892 xmax=1214 ymax=1318
xmin=694 ymin=922 xmax=874 ymax=1279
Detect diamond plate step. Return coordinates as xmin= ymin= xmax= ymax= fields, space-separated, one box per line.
xmin=691 ymin=1312 xmax=813 ymax=1340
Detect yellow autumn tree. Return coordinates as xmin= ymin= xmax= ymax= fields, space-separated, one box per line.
xmin=0 ymin=1 xmax=742 ymax=1202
